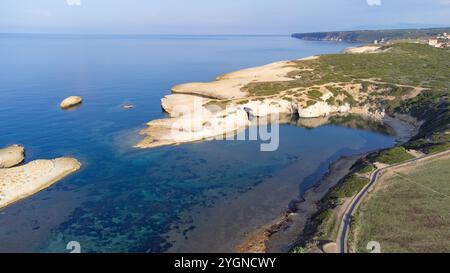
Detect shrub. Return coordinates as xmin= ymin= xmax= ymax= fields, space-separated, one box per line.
xmin=328 ymin=174 xmax=369 ymax=199
xmin=307 ymin=89 xmax=323 ymax=99
xmin=375 ymin=147 xmax=415 ymax=164
xmin=427 ymin=143 xmax=450 ymax=154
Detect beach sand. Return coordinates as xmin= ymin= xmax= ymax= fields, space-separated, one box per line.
xmin=171 ymin=60 xmax=300 ymax=100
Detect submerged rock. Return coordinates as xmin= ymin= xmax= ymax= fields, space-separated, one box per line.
xmin=0 ymin=144 xmax=25 ymax=168
xmin=122 ymin=104 xmax=135 ymax=109
xmin=60 ymin=96 xmax=83 ymax=109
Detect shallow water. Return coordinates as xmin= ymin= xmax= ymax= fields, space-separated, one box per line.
xmin=0 ymin=35 xmax=394 ymax=252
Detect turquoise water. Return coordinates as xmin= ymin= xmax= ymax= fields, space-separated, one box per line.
xmin=0 ymin=35 xmax=394 ymax=252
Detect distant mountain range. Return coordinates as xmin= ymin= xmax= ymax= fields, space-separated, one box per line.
xmin=292 ymin=27 xmax=450 ymax=43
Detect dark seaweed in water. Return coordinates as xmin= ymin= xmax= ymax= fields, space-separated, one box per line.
xmin=38 ymin=147 xmax=299 ymax=252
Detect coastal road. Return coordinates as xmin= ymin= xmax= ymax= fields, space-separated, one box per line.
xmin=336 ymin=149 xmax=450 ymax=253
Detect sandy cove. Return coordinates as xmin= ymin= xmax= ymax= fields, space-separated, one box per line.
xmin=0 ymin=157 xmax=81 ymax=210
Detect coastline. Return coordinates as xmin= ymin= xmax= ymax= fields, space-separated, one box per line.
xmin=236 ymin=114 xmax=419 ymax=253
xmin=237 ymin=154 xmax=362 ymax=253
xmin=135 ymin=43 xmax=429 ymax=150
xmin=135 ymin=41 xmax=438 ymax=253
xmin=1 ymin=33 xmax=447 ymax=254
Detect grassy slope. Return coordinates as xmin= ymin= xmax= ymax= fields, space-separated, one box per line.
xmin=246 ymin=43 xmax=449 ymax=96
xmin=374 ymin=147 xmax=415 ymax=164
xmin=352 ymin=156 xmax=450 ymax=253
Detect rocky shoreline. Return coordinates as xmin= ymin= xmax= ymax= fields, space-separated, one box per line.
xmin=134 ymin=42 xmax=441 ymax=253
xmin=0 ymin=145 xmax=81 ymax=210
xmin=236 ymin=154 xmax=363 ymax=253
xmin=135 ymin=53 xmax=390 ymax=149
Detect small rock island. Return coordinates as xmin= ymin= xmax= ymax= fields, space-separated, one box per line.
xmin=60 ymin=96 xmax=83 ymax=109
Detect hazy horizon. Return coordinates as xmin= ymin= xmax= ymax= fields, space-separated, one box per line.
xmin=1 ymin=24 xmax=450 ymax=36
xmin=1 ymin=0 xmax=449 ymax=35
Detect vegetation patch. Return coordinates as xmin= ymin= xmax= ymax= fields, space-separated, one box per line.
xmin=306 ymin=100 xmax=318 ymax=107
xmin=374 ymin=147 xmax=415 ymax=164
xmin=237 ymin=99 xmax=249 ymax=105
xmin=327 ymin=174 xmax=369 ymax=200
xmin=427 ymin=143 xmax=450 ymax=154
xmin=307 ymin=89 xmax=323 ymax=100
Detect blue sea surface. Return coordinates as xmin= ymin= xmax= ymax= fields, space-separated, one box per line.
xmin=0 ymin=35 xmax=394 ymax=252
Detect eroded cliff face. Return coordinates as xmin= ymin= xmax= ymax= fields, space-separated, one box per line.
xmin=241 ymin=99 xmax=296 ymax=117
xmin=135 ymin=93 xmax=385 ymax=149
xmin=135 ymin=103 xmax=250 ymax=149
xmin=298 ymin=101 xmax=348 ymax=118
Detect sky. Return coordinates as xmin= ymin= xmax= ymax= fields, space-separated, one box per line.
xmin=0 ymin=0 xmax=449 ymax=34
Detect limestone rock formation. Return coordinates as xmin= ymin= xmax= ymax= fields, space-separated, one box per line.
xmin=0 ymin=157 xmax=81 ymax=209
xmin=0 ymin=144 xmax=25 ymax=168
xmin=60 ymin=96 xmax=83 ymax=109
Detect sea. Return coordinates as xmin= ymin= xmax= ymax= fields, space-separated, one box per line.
xmin=0 ymin=34 xmax=395 ymax=252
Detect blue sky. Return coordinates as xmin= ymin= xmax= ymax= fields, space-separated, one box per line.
xmin=1 ymin=0 xmax=449 ymax=34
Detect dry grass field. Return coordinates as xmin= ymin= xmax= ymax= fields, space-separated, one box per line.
xmin=350 ymin=154 xmax=450 ymax=253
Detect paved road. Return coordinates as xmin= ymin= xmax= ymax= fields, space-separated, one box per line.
xmin=336 ymin=150 xmax=450 ymax=253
